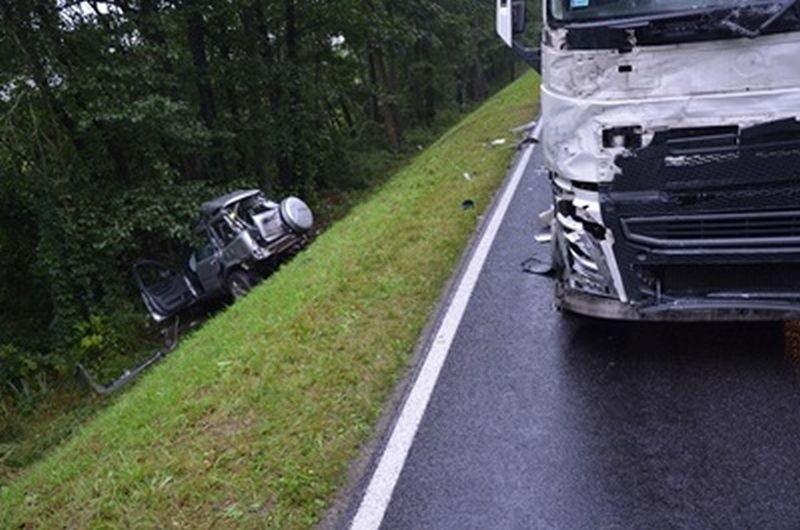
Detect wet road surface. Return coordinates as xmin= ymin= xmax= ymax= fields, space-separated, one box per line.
xmin=348 ymin=148 xmax=800 ymax=529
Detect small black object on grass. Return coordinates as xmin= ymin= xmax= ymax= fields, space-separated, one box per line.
xmin=462 ymin=199 xmax=476 ymax=211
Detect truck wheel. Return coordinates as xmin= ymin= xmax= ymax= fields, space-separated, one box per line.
xmin=226 ymin=270 xmax=254 ymax=300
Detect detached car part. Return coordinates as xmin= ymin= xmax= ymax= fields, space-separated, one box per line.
xmin=77 ymin=317 xmax=180 ymax=395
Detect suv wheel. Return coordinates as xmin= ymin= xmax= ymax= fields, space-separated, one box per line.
xmin=226 ymin=270 xmax=254 ymax=300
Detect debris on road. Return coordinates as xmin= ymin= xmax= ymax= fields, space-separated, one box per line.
xmin=511 ymin=120 xmax=538 ymax=134
xmin=538 ymin=206 xmax=554 ymax=225
xmin=522 ymin=255 xmax=553 ymax=276
xmin=534 ymin=207 xmax=555 ymax=244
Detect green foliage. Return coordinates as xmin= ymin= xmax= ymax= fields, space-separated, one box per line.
xmin=0 ymin=344 xmax=43 ymax=382
xmin=0 ymin=0 xmax=533 ymax=386
xmin=71 ymin=315 xmax=129 ymax=368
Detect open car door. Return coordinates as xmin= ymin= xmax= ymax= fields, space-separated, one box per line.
xmin=133 ymin=260 xmax=198 ymax=322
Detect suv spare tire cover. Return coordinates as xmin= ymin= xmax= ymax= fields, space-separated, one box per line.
xmin=280 ymin=197 xmax=314 ymax=233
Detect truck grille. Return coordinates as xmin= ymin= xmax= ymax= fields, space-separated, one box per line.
xmin=647 ymin=263 xmax=800 ymax=296
xmin=622 ymin=211 xmax=800 ymax=248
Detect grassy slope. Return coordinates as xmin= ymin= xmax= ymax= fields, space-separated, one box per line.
xmin=0 ymin=73 xmax=538 ymax=529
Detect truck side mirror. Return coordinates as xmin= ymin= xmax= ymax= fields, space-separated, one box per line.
xmin=512 ymin=0 xmax=527 ymax=34
xmin=497 ymin=0 xmax=541 ymax=72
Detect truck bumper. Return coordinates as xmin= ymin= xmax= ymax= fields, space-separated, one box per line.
xmin=558 ymin=284 xmax=800 ymax=322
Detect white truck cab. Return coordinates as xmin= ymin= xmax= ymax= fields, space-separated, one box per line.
xmin=500 ymin=0 xmax=800 ymax=320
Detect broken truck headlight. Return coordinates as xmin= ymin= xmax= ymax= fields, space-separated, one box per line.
xmin=602 ymin=126 xmax=643 ymax=150
xmin=557 ymin=212 xmax=618 ymax=298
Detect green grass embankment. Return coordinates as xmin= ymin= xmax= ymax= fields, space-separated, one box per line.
xmin=0 ymin=73 xmax=539 ymax=528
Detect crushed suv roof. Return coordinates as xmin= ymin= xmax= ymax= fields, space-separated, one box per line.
xmin=200 ymin=189 xmax=262 ymax=216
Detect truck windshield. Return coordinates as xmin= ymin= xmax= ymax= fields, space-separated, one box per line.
xmin=551 ymin=0 xmax=776 ymax=22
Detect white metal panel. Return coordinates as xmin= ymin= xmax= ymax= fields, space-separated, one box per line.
xmin=497 ymin=0 xmax=513 ymax=47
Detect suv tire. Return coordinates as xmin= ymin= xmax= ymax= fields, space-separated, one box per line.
xmin=226 ymin=270 xmax=255 ymax=300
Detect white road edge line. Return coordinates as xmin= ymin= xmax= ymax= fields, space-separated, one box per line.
xmin=350 ymin=143 xmax=536 ymax=530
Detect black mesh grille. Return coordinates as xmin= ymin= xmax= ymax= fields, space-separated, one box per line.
xmin=623 ymin=211 xmax=800 ymax=248
xmin=650 ymin=264 xmax=800 ymax=296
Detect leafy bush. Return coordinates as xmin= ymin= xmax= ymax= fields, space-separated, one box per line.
xmin=0 ymin=344 xmax=42 ymax=383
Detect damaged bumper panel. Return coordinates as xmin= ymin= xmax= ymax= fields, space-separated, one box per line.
xmin=557 ymin=118 xmax=800 ymax=321
xmin=557 ymin=286 xmax=800 ymax=322
xmin=551 ymin=175 xmax=624 ymax=301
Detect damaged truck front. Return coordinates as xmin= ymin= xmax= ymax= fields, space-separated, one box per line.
xmin=499 ymin=0 xmax=800 ymax=320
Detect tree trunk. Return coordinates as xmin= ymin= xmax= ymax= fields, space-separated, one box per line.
xmin=367 ymin=46 xmax=379 ymax=121
xmin=472 ymin=55 xmax=489 ymax=101
xmin=369 ymin=46 xmax=403 ymax=153
xmin=138 ymin=0 xmax=203 ymax=181
xmin=186 ymin=7 xmax=217 ymax=130
xmin=277 ymin=0 xmax=298 ymax=191
xmin=421 ymin=36 xmax=436 ymax=126
xmin=339 ymin=97 xmax=356 ymax=137
xmin=187 ymin=4 xmax=228 ymax=181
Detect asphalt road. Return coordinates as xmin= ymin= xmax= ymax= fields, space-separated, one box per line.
xmin=346 ymin=147 xmax=800 ymax=529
